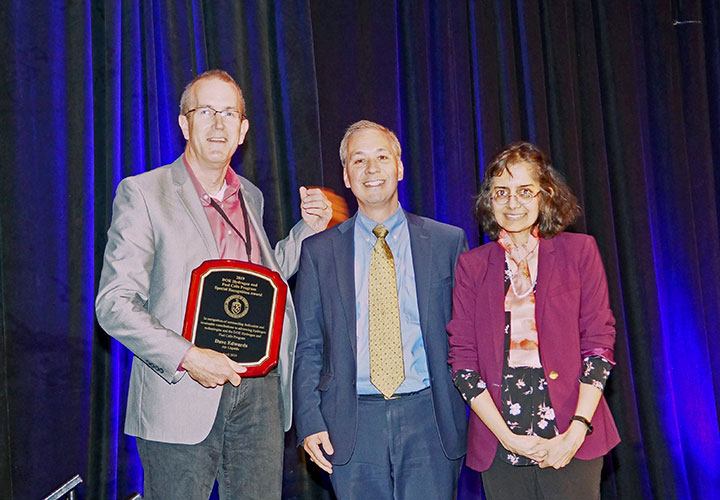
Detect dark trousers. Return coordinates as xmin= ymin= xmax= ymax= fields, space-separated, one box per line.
xmin=329 ymin=388 xmax=462 ymax=500
xmin=136 ymin=374 xmax=283 ymax=500
xmin=481 ymin=452 xmax=603 ymax=500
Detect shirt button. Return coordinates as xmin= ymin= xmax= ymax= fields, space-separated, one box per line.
xmin=549 ymin=370 xmax=559 ymax=380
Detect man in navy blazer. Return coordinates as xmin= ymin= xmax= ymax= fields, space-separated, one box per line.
xmin=293 ymin=120 xmax=468 ymax=499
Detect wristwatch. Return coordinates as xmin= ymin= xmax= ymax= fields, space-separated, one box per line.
xmin=570 ymin=415 xmax=593 ymax=435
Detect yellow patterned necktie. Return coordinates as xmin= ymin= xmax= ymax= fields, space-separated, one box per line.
xmin=368 ymin=224 xmax=405 ymax=398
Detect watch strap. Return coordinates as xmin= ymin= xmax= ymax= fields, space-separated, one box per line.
xmin=570 ymin=414 xmax=594 ymax=435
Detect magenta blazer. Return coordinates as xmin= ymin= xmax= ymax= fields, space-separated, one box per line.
xmin=447 ymin=232 xmax=620 ymax=472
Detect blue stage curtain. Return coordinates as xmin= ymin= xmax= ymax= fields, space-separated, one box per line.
xmin=0 ymin=1 xmax=323 ymax=499
xmin=1 ymin=1 xmax=719 ymax=499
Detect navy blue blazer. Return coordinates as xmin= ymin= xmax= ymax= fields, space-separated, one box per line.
xmin=293 ymin=211 xmax=469 ymax=465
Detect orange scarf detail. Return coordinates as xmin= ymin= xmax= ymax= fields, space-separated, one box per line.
xmin=498 ymin=228 xmax=541 ymax=368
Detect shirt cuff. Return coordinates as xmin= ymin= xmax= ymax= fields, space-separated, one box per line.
xmin=579 ymin=355 xmax=613 ymax=391
xmin=453 ymin=369 xmax=487 ymax=404
xmin=177 ymin=344 xmax=195 ymax=371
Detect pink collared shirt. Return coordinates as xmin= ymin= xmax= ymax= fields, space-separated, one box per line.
xmin=183 ymin=156 xmax=261 ymax=263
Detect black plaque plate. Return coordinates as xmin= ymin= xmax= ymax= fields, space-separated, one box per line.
xmin=182 ymin=259 xmax=287 ymax=376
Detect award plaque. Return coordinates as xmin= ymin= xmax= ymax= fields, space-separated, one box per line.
xmin=182 ymin=259 xmax=287 ymax=377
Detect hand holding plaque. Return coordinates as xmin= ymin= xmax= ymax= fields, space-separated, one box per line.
xmin=182 ymin=260 xmax=287 ymax=377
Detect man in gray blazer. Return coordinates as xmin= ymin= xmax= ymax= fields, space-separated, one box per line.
xmin=95 ymin=69 xmax=331 ymax=500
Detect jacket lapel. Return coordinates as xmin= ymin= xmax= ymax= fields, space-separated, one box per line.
xmin=487 ymin=242 xmax=507 ymax=372
xmin=238 ymin=180 xmax=279 ymax=273
xmin=170 ymin=157 xmax=219 ymax=259
xmin=334 ymin=216 xmax=358 ymax=357
xmin=534 ymin=237 xmax=556 ymax=338
xmin=407 ymin=213 xmax=432 ymax=340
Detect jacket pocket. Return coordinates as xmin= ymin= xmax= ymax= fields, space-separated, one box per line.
xmin=548 ymin=281 xmax=580 ymax=297
xmin=318 ymin=373 xmax=334 ymax=391
xmin=431 ymin=275 xmax=453 ymax=287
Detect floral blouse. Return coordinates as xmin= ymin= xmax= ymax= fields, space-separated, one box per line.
xmin=453 ymin=262 xmax=612 ymax=466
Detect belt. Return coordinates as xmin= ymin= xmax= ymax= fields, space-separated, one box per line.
xmin=358 ymin=387 xmax=430 ymax=400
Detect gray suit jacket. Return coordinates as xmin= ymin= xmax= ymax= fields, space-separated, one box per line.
xmin=95 ymin=156 xmax=313 ymax=444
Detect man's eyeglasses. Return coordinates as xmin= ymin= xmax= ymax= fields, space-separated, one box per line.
xmin=185 ymin=107 xmax=245 ymax=123
xmin=490 ymin=189 xmax=540 ymax=206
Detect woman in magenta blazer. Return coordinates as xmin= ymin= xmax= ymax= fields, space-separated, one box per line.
xmin=448 ymin=142 xmax=620 ymax=499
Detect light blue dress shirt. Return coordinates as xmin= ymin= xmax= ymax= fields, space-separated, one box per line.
xmin=354 ymin=205 xmax=430 ymax=395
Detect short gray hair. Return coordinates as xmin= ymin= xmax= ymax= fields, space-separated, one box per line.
xmin=339 ymin=120 xmax=402 ymax=167
xmin=179 ymin=69 xmax=245 ymax=115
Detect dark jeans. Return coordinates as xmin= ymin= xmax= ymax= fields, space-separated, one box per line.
xmin=136 ymin=374 xmax=283 ymax=500
xmin=481 ymin=453 xmax=603 ymax=500
xmin=329 ymin=388 xmax=462 ymax=500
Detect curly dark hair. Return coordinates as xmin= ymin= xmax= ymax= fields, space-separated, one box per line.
xmin=474 ymin=141 xmax=581 ymax=239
